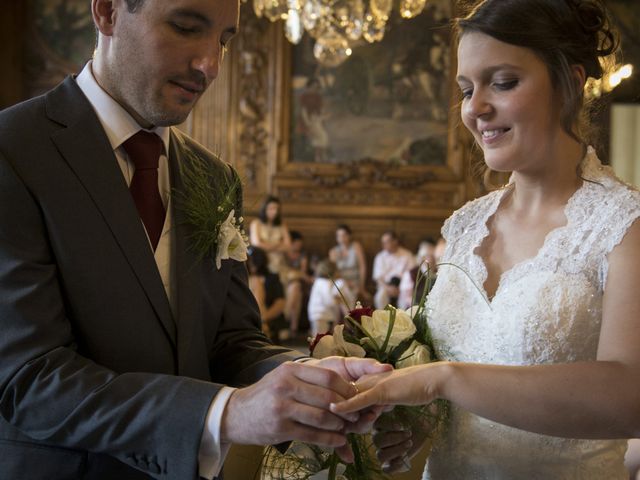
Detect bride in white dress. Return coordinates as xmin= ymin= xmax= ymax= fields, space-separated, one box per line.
xmin=332 ymin=0 xmax=640 ymax=478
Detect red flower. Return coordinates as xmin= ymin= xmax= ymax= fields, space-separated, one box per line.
xmin=342 ymin=306 xmax=374 ymax=336
xmin=309 ymin=332 xmax=330 ymax=355
xmin=348 ymin=306 xmax=374 ymax=323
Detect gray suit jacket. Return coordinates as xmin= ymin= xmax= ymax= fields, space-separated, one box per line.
xmin=0 ymin=77 xmax=300 ymax=480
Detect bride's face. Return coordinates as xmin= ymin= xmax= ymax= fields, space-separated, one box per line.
xmin=456 ymin=32 xmax=562 ymax=174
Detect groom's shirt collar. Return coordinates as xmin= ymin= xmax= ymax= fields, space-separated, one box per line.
xmin=75 ymin=61 xmax=170 ymax=153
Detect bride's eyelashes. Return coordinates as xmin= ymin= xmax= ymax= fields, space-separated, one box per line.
xmin=492 ymin=79 xmax=519 ymax=91
xmin=458 ymin=78 xmax=519 ymax=99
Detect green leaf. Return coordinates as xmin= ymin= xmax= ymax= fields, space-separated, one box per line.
xmin=379 ymin=307 xmax=396 ymax=355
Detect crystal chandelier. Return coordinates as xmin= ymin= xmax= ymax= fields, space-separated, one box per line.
xmin=248 ymin=0 xmax=428 ymax=66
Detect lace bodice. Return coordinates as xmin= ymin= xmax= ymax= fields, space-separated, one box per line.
xmin=423 ymin=148 xmax=640 ymax=479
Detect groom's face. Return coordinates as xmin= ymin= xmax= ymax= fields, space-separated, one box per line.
xmin=97 ymin=0 xmax=239 ymax=127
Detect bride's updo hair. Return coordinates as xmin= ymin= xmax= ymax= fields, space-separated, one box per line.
xmin=456 ymin=0 xmax=619 ymax=145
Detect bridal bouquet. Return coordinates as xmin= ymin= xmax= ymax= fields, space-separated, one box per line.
xmin=262 ymin=267 xmax=447 ymax=480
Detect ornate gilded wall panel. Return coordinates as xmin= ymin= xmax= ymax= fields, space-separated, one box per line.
xmin=240 ymin=0 xmax=475 ymax=260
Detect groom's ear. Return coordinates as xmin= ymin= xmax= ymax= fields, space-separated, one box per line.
xmin=92 ymin=0 xmax=117 ymax=37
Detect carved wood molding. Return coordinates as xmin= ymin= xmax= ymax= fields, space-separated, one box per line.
xmin=276 ymin=184 xmax=463 ymax=210
xmin=236 ymin=5 xmax=270 ymax=187
xmin=298 ymin=158 xmax=440 ymax=188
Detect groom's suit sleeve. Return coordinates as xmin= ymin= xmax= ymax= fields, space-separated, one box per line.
xmin=0 ymin=84 xmax=298 ymax=480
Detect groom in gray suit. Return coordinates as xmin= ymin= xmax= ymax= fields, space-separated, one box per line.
xmin=0 ymin=0 xmax=388 ymax=479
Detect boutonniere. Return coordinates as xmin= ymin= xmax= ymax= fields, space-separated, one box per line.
xmin=175 ymin=150 xmax=249 ymax=269
xmin=215 ymin=208 xmax=248 ymax=269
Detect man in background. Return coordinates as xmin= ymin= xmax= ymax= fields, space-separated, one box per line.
xmin=372 ymin=231 xmax=417 ymax=308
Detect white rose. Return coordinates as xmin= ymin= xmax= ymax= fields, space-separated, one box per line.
xmin=361 ymin=308 xmax=416 ymax=352
xmin=333 ymin=325 xmax=366 ymax=358
xmin=396 ymin=340 xmax=432 ymax=368
xmin=310 ymin=335 xmax=335 ymax=359
xmin=215 ymin=210 xmax=248 ymax=269
xmin=311 ymin=325 xmax=366 ymax=359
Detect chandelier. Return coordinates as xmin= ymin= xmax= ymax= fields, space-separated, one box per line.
xmin=248 ymin=0 xmax=429 ymax=66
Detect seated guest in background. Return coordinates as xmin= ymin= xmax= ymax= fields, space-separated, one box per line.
xmin=249 ymin=195 xmax=291 ymax=280
xmin=283 ymin=230 xmax=312 ymax=338
xmin=329 ymin=224 xmax=370 ymax=303
xmin=398 ymin=237 xmax=437 ymax=309
xmin=247 ymin=247 xmax=287 ymax=343
xmin=372 ymin=231 xmax=416 ymax=309
xmin=434 ymin=235 xmax=447 ymax=264
xmin=308 ymin=260 xmax=353 ymax=337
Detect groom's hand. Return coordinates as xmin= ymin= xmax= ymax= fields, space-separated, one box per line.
xmin=220 ymin=361 xmax=360 ymax=448
xmin=220 ymin=358 xmax=391 ymax=462
xmin=303 ymin=356 xmax=392 ymax=462
xmin=304 ymin=357 xmax=392 ymax=433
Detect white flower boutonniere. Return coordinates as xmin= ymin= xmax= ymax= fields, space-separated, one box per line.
xmin=215 ymin=209 xmax=248 ymax=269
xmin=175 ymin=150 xmax=249 ymax=270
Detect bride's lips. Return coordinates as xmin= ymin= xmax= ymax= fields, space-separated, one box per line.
xmin=479 ymin=127 xmax=511 ymax=146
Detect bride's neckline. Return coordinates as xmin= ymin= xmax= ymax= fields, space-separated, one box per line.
xmin=471 ymin=147 xmax=602 ymax=303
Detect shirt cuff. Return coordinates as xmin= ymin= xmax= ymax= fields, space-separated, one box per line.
xmin=198 ymin=386 xmax=236 ymax=480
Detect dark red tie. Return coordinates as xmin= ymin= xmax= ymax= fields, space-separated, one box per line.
xmin=122 ymin=131 xmax=165 ymax=251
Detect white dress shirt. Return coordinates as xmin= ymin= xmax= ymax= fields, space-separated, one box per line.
xmin=372 ymin=247 xmax=416 ymax=309
xmin=372 ymin=247 xmax=416 ymax=285
xmin=76 ymin=62 xmax=232 ymax=479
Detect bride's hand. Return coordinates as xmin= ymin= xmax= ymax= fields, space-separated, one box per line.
xmin=330 ymin=364 xmax=442 ymax=414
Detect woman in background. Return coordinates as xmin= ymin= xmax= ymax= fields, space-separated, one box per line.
xmin=247 ymin=246 xmax=287 ymax=343
xmin=250 ymin=195 xmax=291 ymax=279
xmin=398 ymin=237 xmax=437 ymax=309
xmin=283 ymin=230 xmax=313 ymax=338
xmin=329 ymin=224 xmax=368 ymax=303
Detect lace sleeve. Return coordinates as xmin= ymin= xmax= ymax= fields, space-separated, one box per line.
xmin=599 ymin=186 xmax=640 ymax=289
xmin=440 ymin=213 xmax=455 ymax=243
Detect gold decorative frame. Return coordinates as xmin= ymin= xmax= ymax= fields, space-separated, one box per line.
xmin=275 ymin=14 xmax=467 ymax=205
xmin=232 ymin=2 xmax=475 ymax=256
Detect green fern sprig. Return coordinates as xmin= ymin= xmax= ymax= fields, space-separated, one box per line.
xmin=173 ymin=150 xmax=244 ymax=263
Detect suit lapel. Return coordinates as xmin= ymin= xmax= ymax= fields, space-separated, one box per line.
xmin=167 ymin=131 xmax=211 ymax=378
xmin=46 ymin=77 xmax=177 ymax=346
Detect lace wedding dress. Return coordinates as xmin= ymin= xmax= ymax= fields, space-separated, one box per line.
xmin=423 ymin=148 xmax=640 ymax=479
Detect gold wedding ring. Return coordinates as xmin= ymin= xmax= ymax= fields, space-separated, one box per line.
xmin=350 ymin=380 xmax=360 ymax=395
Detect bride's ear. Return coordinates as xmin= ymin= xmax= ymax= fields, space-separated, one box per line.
xmin=571 ymin=64 xmax=587 ymax=92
